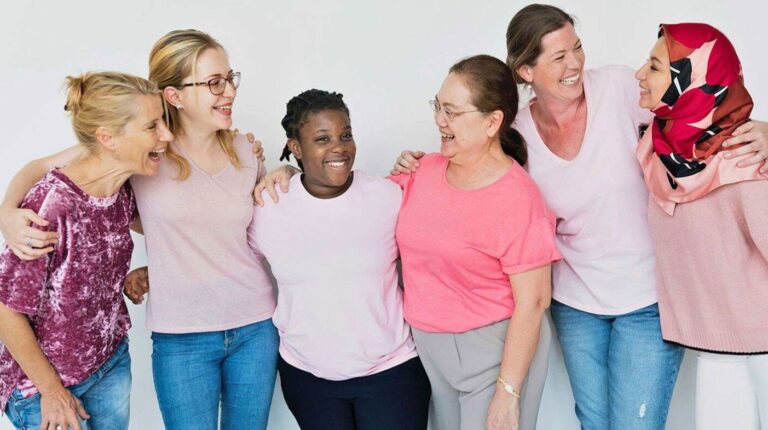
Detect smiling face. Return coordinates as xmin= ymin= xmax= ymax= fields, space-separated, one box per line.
xmin=110 ymin=94 xmax=173 ymax=176
xmin=434 ymin=72 xmax=493 ymax=159
xmin=176 ymin=47 xmax=236 ymax=133
xmin=289 ymin=109 xmax=356 ymax=199
xmin=518 ymin=23 xmax=585 ymax=103
xmin=635 ymin=36 xmax=672 ymax=109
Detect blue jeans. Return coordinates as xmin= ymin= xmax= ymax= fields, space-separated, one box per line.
xmin=4 ymin=337 xmax=131 ymax=430
xmin=550 ymin=301 xmax=683 ymax=430
xmin=151 ymin=318 xmax=279 ymax=430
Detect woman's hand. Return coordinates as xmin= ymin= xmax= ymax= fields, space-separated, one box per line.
xmin=234 ymin=129 xmax=266 ymax=163
xmin=486 ymin=387 xmax=520 ymax=430
xmin=124 ymin=267 xmax=149 ymax=305
xmin=389 ymin=150 xmax=425 ymax=175
xmin=0 ymin=205 xmax=57 ymax=260
xmin=40 ymin=384 xmax=90 ymax=430
xmin=253 ymin=165 xmax=301 ymax=207
xmin=722 ymin=120 xmax=768 ymax=172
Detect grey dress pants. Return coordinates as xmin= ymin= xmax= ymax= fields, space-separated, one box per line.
xmin=412 ymin=312 xmax=553 ymax=430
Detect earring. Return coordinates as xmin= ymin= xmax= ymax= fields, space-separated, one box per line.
xmin=176 ymin=104 xmax=183 ymax=109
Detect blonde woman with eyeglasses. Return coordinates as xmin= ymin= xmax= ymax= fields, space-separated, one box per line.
xmin=0 ymin=30 xmax=278 ymax=430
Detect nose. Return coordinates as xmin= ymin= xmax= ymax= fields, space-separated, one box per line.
xmin=222 ymin=80 xmax=237 ymax=98
xmin=635 ymin=63 xmax=647 ymax=81
xmin=434 ymin=110 xmax=448 ymax=128
xmin=158 ymin=121 xmax=174 ymax=143
xmin=566 ymin=51 xmax=583 ymax=70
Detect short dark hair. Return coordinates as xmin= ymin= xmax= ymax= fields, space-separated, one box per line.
xmin=280 ymin=89 xmax=350 ymax=170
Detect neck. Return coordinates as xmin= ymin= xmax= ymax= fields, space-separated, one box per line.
xmin=531 ymin=89 xmax=585 ymax=129
xmin=176 ymin=116 xmax=220 ymax=151
xmin=60 ymin=154 xmax=133 ymax=197
xmin=301 ymin=172 xmax=354 ymax=199
xmin=448 ymin=139 xmax=509 ymax=173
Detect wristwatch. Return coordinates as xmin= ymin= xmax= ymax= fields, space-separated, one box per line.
xmin=497 ymin=375 xmax=521 ymax=399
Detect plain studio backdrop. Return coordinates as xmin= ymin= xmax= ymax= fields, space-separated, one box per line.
xmin=1 ymin=1 xmax=766 ymax=429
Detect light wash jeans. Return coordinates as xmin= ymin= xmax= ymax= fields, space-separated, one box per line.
xmin=4 ymin=337 xmax=131 ymax=430
xmin=151 ymin=318 xmax=279 ymax=430
xmin=550 ymin=301 xmax=683 ymax=430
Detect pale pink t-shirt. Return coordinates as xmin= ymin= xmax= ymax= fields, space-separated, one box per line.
xmin=391 ymin=153 xmax=561 ymax=333
xmin=130 ymin=135 xmax=275 ymax=333
xmin=515 ymin=65 xmax=657 ymax=315
xmin=248 ymin=171 xmax=417 ymax=380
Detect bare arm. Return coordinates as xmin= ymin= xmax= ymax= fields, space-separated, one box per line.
xmin=0 ymin=303 xmax=89 ymax=429
xmin=486 ymin=265 xmax=552 ymax=430
xmin=0 ymin=145 xmax=87 ymax=260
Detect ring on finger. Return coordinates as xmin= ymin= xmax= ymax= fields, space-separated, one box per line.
xmin=24 ymin=239 xmax=32 ymax=248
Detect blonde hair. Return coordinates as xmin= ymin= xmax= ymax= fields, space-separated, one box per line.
xmin=64 ymin=71 xmax=158 ymax=151
xmin=149 ymin=29 xmax=240 ymax=180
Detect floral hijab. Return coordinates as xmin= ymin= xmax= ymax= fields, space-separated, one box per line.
xmin=636 ymin=23 xmax=766 ymax=215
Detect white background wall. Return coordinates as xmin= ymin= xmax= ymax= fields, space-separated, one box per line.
xmin=1 ymin=1 xmax=766 ymax=429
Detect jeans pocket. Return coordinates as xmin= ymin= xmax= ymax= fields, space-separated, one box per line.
xmin=7 ymin=390 xmax=42 ymax=429
xmin=13 ymin=391 xmax=41 ymax=409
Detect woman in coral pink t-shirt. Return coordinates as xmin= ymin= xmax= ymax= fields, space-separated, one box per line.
xmin=390 ymin=55 xmax=560 ymax=430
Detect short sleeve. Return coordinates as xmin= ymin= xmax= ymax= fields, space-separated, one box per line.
xmin=387 ymin=172 xmax=412 ymax=190
xmin=0 ymin=185 xmax=62 ymax=316
xmin=500 ymin=211 xmax=561 ymax=275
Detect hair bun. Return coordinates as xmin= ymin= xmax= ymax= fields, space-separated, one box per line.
xmin=64 ymin=74 xmax=88 ymax=114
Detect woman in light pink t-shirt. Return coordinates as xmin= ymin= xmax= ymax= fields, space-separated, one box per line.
xmin=251 ymin=89 xmax=430 ymax=430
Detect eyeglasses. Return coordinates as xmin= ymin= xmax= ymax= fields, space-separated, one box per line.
xmin=429 ymin=99 xmax=481 ymax=121
xmin=179 ymin=72 xmax=241 ymax=95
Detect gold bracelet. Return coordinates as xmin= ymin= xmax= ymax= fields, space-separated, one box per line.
xmin=497 ymin=375 xmax=521 ymax=399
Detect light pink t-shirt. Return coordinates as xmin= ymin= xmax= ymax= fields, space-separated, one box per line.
xmin=248 ymin=171 xmax=417 ymax=380
xmin=391 ymin=153 xmax=561 ymax=333
xmin=515 ymin=65 xmax=657 ymax=315
xmin=130 ymin=135 xmax=275 ymax=333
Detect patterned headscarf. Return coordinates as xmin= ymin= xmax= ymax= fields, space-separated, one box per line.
xmin=636 ymin=23 xmax=766 ymax=215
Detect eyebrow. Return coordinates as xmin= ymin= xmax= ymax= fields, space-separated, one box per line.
xmin=549 ymin=39 xmax=582 ymax=59
xmin=204 ymin=69 xmax=234 ymax=80
xmin=650 ymin=56 xmax=663 ymax=64
xmin=312 ymin=125 xmax=352 ymax=134
xmin=435 ymin=95 xmax=460 ymax=108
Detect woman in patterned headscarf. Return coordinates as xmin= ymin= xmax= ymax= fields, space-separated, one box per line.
xmin=636 ymin=23 xmax=768 ymax=429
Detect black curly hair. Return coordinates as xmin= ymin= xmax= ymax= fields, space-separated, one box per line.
xmin=280 ymin=89 xmax=350 ymax=170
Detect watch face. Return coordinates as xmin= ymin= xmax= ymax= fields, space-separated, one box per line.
xmin=504 ymin=385 xmax=514 ymax=394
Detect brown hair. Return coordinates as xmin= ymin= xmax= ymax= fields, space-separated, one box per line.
xmin=149 ymin=29 xmax=240 ymax=180
xmin=449 ymin=55 xmax=527 ymax=165
xmin=64 ymin=71 xmax=158 ymax=151
xmin=506 ymin=4 xmax=574 ymax=84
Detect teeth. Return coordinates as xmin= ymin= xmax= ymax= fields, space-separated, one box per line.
xmin=214 ymin=106 xmax=232 ymax=111
xmin=442 ymin=134 xmax=455 ymax=139
xmin=560 ymin=74 xmax=579 ymax=85
xmin=326 ymin=160 xmax=345 ymax=167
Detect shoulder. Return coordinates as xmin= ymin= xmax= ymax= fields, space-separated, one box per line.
xmin=588 ymin=65 xmax=634 ymax=81
xmin=503 ymin=164 xmax=549 ymax=211
xmin=21 ymin=171 xmax=77 ymax=221
xmin=231 ymin=132 xmax=259 ymax=166
xmin=587 ymin=65 xmax=638 ymax=95
xmin=354 ymin=171 xmax=402 ymax=201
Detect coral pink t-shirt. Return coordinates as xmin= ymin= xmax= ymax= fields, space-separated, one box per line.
xmin=390 ymin=154 xmax=560 ymax=333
